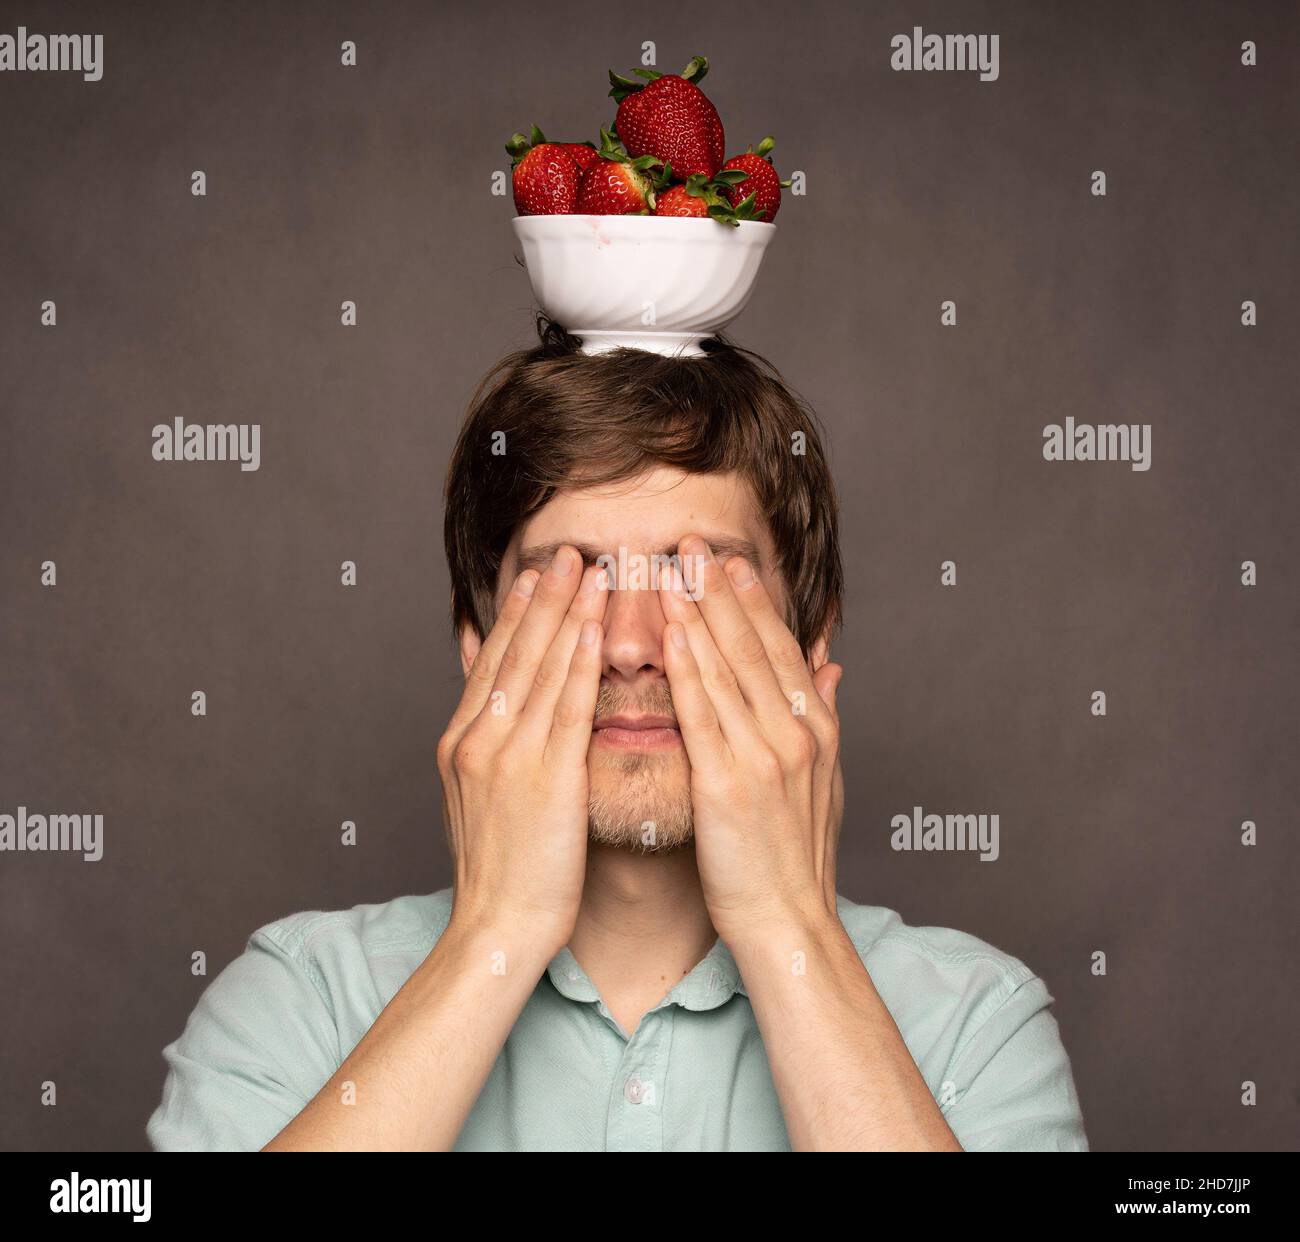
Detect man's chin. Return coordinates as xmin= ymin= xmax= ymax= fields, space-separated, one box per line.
xmin=586 ymin=750 xmax=693 ymax=853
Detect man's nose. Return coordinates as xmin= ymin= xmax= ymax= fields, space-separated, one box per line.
xmin=601 ymin=578 xmax=668 ymax=680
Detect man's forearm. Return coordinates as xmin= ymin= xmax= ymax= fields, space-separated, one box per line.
xmin=728 ymin=912 xmax=963 ymax=1152
xmin=263 ymin=915 xmax=555 ymax=1151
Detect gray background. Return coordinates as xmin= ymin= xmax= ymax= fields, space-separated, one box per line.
xmin=1 ymin=0 xmax=1296 ymax=1152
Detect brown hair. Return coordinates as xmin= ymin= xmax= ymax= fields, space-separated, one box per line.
xmin=444 ymin=320 xmax=842 ymax=653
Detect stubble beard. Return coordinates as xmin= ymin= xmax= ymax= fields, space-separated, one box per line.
xmin=586 ymin=681 xmax=694 ymax=853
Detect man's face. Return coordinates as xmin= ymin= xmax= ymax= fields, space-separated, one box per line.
xmin=485 ymin=466 xmax=787 ymax=852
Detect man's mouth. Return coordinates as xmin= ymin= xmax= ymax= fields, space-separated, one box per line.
xmin=592 ymin=714 xmax=682 ymax=751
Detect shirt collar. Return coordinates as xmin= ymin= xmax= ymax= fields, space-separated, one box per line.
xmin=545 ymin=936 xmax=747 ymax=1012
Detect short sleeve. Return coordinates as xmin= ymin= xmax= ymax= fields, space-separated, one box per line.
xmin=941 ymin=975 xmax=1088 ymax=1152
xmin=147 ymin=928 xmax=341 ymax=1152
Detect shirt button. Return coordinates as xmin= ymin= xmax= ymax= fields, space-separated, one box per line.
xmin=624 ymin=1076 xmax=646 ymax=1104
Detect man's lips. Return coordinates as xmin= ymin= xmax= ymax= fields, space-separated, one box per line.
xmin=595 ymin=714 xmax=677 ymax=731
xmin=592 ymin=714 xmax=681 ymax=750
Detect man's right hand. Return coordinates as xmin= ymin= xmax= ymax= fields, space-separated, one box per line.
xmin=436 ymin=545 xmax=609 ymax=954
xmin=264 ymin=546 xmax=607 ymax=1151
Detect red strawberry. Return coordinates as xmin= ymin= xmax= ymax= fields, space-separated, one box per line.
xmin=561 ymin=143 xmax=601 ymax=174
xmin=575 ymin=128 xmax=664 ymax=214
xmin=719 ymin=137 xmax=784 ymax=222
xmin=652 ymin=173 xmax=748 ymax=223
xmin=505 ymin=126 xmax=581 ymax=215
xmin=577 ymin=159 xmax=654 ymax=214
xmin=653 ymin=184 xmax=710 ymax=217
xmin=609 ymin=55 xmax=725 ymax=181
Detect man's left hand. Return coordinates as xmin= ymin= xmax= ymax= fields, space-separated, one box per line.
xmin=658 ymin=534 xmax=845 ymax=946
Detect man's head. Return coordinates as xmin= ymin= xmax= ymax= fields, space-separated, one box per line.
xmin=444 ymin=323 xmax=841 ymax=851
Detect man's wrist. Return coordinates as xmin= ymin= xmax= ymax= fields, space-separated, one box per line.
xmin=716 ymin=897 xmax=847 ymax=963
xmin=437 ymin=907 xmax=569 ymax=981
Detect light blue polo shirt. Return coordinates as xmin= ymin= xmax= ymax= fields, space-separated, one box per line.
xmin=147 ymin=889 xmax=1088 ymax=1151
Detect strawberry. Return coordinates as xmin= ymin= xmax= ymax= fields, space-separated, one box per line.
xmin=505 ymin=126 xmax=581 ymax=215
xmin=577 ymin=160 xmax=655 ymax=214
xmin=575 ymin=128 xmax=663 ymax=214
xmin=561 ymin=143 xmax=601 ymax=174
xmin=719 ymin=137 xmax=785 ymax=222
xmin=609 ymin=55 xmax=725 ymax=181
xmin=652 ymin=173 xmax=755 ymax=226
xmin=653 ymin=184 xmax=711 ymax=217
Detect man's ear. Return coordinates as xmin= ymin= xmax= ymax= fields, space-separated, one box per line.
xmin=458 ymin=621 xmax=483 ymax=678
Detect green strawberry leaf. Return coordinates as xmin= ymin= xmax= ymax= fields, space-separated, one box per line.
xmin=648 ymin=161 xmax=674 ymax=190
xmin=607 ymin=69 xmax=645 ymax=102
xmin=680 ymin=55 xmax=709 ymax=84
xmin=505 ymin=127 xmax=549 ymax=166
xmin=597 ymin=126 xmax=630 ymax=161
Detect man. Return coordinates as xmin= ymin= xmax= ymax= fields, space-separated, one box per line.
xmin=148 ymin=326 xmax=1088 ymax=1151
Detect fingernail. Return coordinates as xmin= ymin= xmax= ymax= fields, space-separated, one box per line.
xmin=580 ymin=566 xmax=605 ymax=595
xmin=681 ymin=535 xmax=708 ymax=559
xmin=728 ymin=557 xmax=754 ymax=589
xmin=671 ymin=623 xmax=688 ymax=649
xmin=552 ymin=547 xmax=575 ymax=577
xmin=517 ymin=571 xmax=537 ymax=598
xmin=581 ymin=619 xmax=599 ymax=646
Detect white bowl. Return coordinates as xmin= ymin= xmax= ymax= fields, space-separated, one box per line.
xmin=511 ymin=215 xmax=776 ymax=356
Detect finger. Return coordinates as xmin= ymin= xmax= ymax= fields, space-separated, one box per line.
xmin=518 ymin=564 xmax=610 ymax=736
xmin=448 ymin=568 xmax=540 ymax=736
xmin=661 ymin=621 xmax=730 ymax=775
xmin=674 ymin=536 xmax=789 ymax=721
xmin=489 ymin=545 xmax=586 ymax=721
xmin=813 ymin=661 xmax=843 ymax=718
xmin=543 ymin=618 xmax=605 ymax=767
xmin=722 ymin=554 xmax=832 ymax=725
xmin=658 ymin=562 xmax=765 ymax=750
